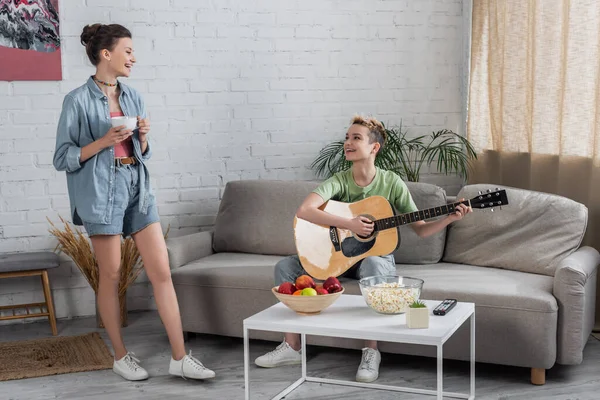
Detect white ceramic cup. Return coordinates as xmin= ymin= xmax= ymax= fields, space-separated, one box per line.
xmin=111 ymin=116 xmax=137 ymax=131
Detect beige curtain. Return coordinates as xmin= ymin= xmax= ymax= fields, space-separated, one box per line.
xmin=467 ymin=0 xmax=600 ymax=330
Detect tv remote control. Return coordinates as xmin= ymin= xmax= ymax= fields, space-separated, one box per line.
xmin=433 ymin=299 xmax=457 ymax=315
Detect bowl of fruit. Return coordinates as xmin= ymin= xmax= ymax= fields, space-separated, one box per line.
xmin=358 ymin=275 xmax=423 ymax=315
xmin=273 ymin=275 xmax=344 ymax=315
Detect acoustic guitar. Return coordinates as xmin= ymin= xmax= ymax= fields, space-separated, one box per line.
xmin=293 ymin=189 xmax=509 ymax=280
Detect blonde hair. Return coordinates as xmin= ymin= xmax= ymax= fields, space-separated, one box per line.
xmin=350 ymin=115 xmax=386 ymax=152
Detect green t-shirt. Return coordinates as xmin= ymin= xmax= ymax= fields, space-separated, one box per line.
xmin=313 ymin=167 xmax=419 ymax=214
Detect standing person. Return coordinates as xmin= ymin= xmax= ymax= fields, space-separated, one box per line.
xmin=254 ymin=115 xmax=472 ymax=382
xmin=53 ymin=23 xmax=215 ymax=381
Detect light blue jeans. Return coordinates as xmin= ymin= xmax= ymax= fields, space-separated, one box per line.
xmin=274 ymin=254 xmax=396 ymax=285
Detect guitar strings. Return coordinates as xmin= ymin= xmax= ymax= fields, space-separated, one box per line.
xmin=374 ymin=201 xmax=466 ymax=229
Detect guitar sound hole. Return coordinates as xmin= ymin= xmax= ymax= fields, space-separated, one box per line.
xmin=341 ymin=235 xmax=376 ymax=257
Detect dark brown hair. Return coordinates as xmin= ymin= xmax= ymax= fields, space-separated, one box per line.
xmin=80 ymin=24 xmax=132 ymax=66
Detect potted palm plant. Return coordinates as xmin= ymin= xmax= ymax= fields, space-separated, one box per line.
xmin=311 ymin=121 xmax=477 ymax=182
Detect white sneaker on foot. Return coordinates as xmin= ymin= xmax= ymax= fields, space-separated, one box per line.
xmin=113 ymin=352 xmax=149 ymax=381
xmin=169 ymin=350 xmax=216 ymax=380
xmin=254 ymin=341 xmax=302 ymax=368
xmin=356 ymin=348 xmax=381 ymax=383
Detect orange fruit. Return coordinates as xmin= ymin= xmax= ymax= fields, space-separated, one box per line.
xmin=292 ymin=290 xmax=303 ymax=296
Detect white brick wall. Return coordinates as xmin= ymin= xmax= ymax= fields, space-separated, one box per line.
xmin=0 ymin=0 xmax=467 ymax=324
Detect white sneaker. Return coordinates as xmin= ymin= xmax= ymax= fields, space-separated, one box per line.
xmin=356 ymin=348 xmax=381 ymax=383
xmin=169 ymin=350 xmax=216 ymax=380
xmin=255 ymin=341 xmax=302 ymax=368
xmin=113 ymin=352 xmax=149 ymax=381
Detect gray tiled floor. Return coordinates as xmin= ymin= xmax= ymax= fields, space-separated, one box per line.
xmin=1 ymin=311 xmax=599 ymax=400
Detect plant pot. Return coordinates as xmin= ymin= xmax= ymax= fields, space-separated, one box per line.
xmin=96 ymin=292 xmax=128 ymax=328
xmin=406 ymin=307 xmax=429 ymax=329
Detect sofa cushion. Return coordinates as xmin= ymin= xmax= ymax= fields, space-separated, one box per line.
xmin=213 ymin=180 xmax=319 ymax=255
xmin=213 ymin=179 xmax=448 ymax=263
xmin=173 ymin=254 xmax=556 ymax=314
xmin=443 ymin=184 xmax=588 ymax=276
xmin=398 ymin=262 xmax=557 ymax=312
xmin=171 ymin=253 xmax=285 ymax=287
xmin=393 ymin=182 xmax=447 ymax=264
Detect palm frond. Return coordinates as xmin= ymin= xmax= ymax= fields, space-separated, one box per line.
xmin=310 ymin=140 xmax=350 ymax=178
xmin=422 ymin=129 xmax=478 ymax=180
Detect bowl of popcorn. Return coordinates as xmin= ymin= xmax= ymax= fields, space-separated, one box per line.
xmin=358 ymin=275 xmax=424 ymax=315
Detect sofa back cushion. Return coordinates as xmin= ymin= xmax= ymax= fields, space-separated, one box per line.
xmin=214 ymin=179 xmax=448 ymax=262
xmin=443 ymin=184 xmax=588 ymax=276
xmin=392 ymin=182 xmax=448 ymax=264
xmin=213 ymin=180 xmax=319 ymax=255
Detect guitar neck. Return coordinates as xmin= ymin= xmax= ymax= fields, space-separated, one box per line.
xmin=375 ymin=200 xmax=470 ymax=231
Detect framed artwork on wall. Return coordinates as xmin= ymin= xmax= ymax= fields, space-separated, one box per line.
xmin=0 ymin=0 xmax=62 ymax=81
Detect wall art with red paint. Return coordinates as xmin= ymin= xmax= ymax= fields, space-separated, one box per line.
xmin=0 ymin=0 xmax=61 ymax=81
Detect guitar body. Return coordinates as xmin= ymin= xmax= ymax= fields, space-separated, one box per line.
xmin=293 ymin=196 xmax=399 ymax=280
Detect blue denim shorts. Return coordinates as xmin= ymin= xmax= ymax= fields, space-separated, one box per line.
xmin=83 ymin=163 xmax=159 ymax=238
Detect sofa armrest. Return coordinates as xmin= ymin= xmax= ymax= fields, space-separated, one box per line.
xmin=166 ymin=230 xmax=214 ymax=270
xmin=553 ymin=246 xmax=599 ymax=365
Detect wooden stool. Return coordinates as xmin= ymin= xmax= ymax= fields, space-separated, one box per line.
xmin=0 ymin=252 xmax=60 ymax=335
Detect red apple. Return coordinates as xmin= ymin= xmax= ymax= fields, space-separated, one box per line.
xmin=278 ymin=281 xmax=296 ymax=295
xmin=323 ymin=276 xmax=342 ymax=293
xmin=316 ymin=288 xmax=329 ymax=295
xmin=295 ymin=275 xmax=316 ymax=290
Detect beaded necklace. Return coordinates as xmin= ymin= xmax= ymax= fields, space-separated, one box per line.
xmin=93 ymin=75 xmax=117 ymax=87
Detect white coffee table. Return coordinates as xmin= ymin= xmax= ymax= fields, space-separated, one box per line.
xmin=243 ymin=294 xmax=475 ymax=400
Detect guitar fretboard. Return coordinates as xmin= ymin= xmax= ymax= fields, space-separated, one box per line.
xmin=374 ymin=200 xmax=469 ymax=231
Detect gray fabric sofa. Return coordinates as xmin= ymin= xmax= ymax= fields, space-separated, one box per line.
xmin=166 ymin=180 xmax=599 ymax=384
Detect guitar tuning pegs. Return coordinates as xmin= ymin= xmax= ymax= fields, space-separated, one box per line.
xmin=478 ymin=191 xmax=482 ymax=195
xmin=487 ymin=189 xmax=492 ymax=193
xmin=496 ymin=187 xmax=499 ymax=191
xmin=490 ymin=208 xmax=494 ymax=212
xmin=499 ymin=206 xmax=502 ymax=211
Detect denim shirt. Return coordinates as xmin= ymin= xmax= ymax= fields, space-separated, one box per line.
xmin=53 ymin=77 xmax=154 ymax=225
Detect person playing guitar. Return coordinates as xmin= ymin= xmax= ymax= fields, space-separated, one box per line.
xmin=254 ymin=115 xmax=472 ymax=383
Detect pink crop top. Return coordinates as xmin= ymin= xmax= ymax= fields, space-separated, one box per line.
xmin=110 ymin=111 xmax=134 ymax=158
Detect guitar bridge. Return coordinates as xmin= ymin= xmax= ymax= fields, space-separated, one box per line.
xmin=329 ymin=226 xmax=341 ymax=252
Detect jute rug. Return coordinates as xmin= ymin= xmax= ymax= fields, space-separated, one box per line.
xmin=0 ymin=332 xmax=113 ymax=381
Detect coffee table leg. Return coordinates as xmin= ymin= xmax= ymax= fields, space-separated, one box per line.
xmin=437 ymin=344 xmax=443 ymax=400
xmin=244 ymin=327 xmax=250 ymax=400
xmin=301 ymin=333 xmax=307 ymax=379
xmin=470 ymin=313 xmax=476 ymax=399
